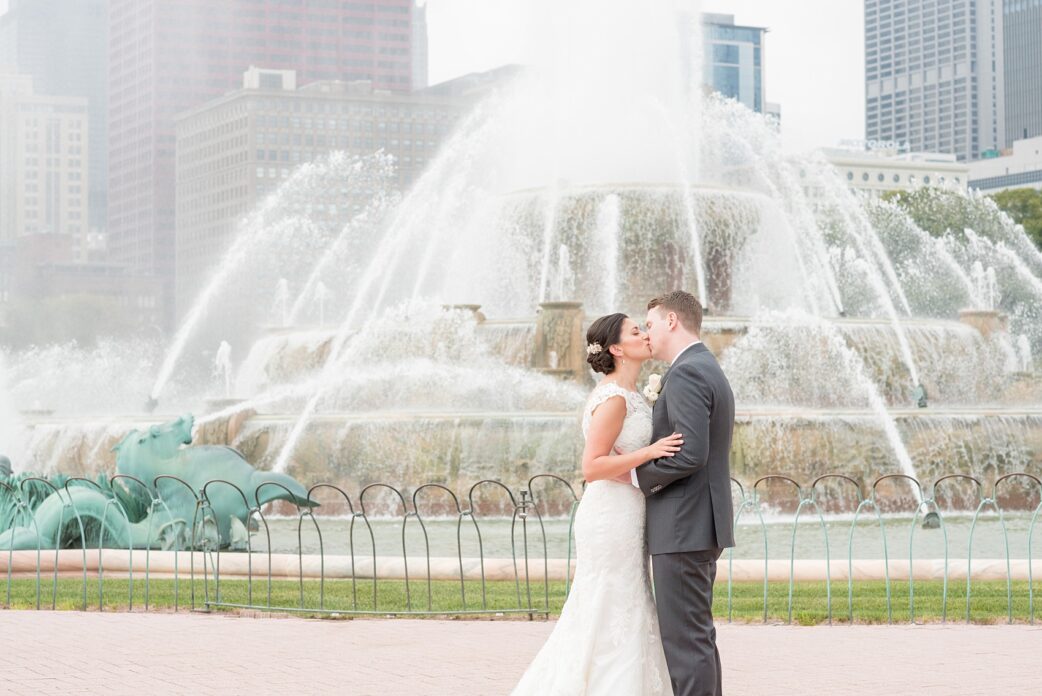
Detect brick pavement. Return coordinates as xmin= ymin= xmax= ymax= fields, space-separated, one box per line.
xmin=0 ymin=611 xmax=1038 ymax=695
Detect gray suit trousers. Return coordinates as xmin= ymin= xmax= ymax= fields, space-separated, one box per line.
xmin=652 ymin=548 xmax=723 ymax=696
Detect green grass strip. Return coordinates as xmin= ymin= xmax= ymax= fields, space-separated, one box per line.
xmin=4 ymin=578 xmax=1039 ymax=624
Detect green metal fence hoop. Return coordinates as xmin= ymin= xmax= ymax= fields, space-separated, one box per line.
xmin=358 ymin=483 xmax=410 ymax=612
xmin=726 ymin=479 xmax=767 ymax=624
xmin=7 ymin=470 xmax=1042 ymax=625
xmin=466 ymin=479 xmax=519 ymax=611
xmin=412 ymin=483 xmax=465 ymax=613
xmin=154 ymin=474 xmax=200 ymax=612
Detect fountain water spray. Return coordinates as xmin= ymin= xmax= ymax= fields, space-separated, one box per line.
xmin=985 ymin=267 xmax=998 ymax=310
xmin=1017 ymin=335 xmax=1033 ymax=373
xmin=725 ymin=311 xmax=924 ymax=502
xmin=214 ymin=341 xmax=233 ymax=399
xmin=970 ymin=261 xmax=987 ymax=309
xmin=314 ymin=282 xmax=330 ymax=326
xmin=286 ymin=165 xmax=398 ymax=326
xmin=537 ymin=185 xmax=562 ymax=304
xmin=0 ymin=354 xmax=25 ymax=466
xmin=594 ymin=194 xmax=621 ymax=313
xmin=149 ymin=153 xmax=389 ymax=405
xmin=552 ymin=245 xmax=573 ymax=300
xmin=273 ymin=279 xmax=290 ymax=328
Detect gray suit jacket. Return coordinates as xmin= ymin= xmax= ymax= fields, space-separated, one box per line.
xmin=635 ymin=343 xmax=735 ymax=555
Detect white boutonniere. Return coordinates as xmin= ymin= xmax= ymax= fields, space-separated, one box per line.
xmin=643 ymin=373 xmax=663 ymax=403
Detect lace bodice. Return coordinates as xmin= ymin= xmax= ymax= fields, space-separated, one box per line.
xmin=581 ymin=382 xmax=653 ymax=455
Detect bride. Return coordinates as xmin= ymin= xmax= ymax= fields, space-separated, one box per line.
xmin=512 ymin=313 xmax=681 ymax=695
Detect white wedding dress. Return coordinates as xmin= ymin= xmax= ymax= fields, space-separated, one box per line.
xmin=512 ymin=383 xmax=671 ymax=696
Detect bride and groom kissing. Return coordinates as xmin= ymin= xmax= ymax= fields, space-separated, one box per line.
xmin=514 ymin=290 xmax=735 ymax=696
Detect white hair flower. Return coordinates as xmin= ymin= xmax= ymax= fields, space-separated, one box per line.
xmin=586 ymin=343 xmax=603 ymax=356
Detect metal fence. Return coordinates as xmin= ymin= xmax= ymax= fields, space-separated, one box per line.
xmin=2 ymin=471 xmax=1042 ymax=624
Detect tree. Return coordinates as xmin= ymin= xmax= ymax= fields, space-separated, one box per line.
xmin=990 ymin=188 xmax=1042 ymax=250
xmin=880 ymin=187 xmax=1014 ymax=242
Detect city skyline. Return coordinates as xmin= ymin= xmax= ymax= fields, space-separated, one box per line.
xmin=426 ymin=0 xmax=866 ymax=154
xmin=0 ymin=1 xmax=869 ymax=154
xmin=104 ymin=0 xmax=421 ymax=327
xmin=865 ymin=0 xmax=1005 ymax=162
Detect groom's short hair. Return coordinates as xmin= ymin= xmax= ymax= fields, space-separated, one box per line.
xmin=648 ymin=291 xmax=702 ymax=334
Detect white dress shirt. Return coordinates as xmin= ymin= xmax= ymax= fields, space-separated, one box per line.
xmin=631 ymin=340 xmax=703 ymax=487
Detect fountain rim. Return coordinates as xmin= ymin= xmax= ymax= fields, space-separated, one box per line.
xmin=251 ymin=314 xmax=988 ymax=332
xmin=498 ymin=180 xmax=773 ymax=201
xmin=17 ymin=406 xmax=1042 ymax=426
xmin=237 ymin=407 xmax=1042 ymax=421
xmin=14 ymin=404 xmax=1042 ymax=431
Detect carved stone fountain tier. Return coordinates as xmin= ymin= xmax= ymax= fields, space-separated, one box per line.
xmin=12 ymin=408 xmax=1042 ymax=510
xmin=233 ymin=307 xmax=1037 ymax=400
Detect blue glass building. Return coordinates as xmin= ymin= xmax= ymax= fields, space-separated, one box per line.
xmin=701 ymin=13 xmax=767 ymax=114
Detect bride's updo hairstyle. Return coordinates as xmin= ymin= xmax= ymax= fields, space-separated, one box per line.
xmin=585 ymin=313 xmax=627 ymax=374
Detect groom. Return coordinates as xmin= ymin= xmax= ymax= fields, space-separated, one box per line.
xmin=633 ymin=290 xmax=735 ymax=696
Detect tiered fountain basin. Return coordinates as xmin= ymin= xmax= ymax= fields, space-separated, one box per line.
xmin=489 ymin=183 xmax=765 ymax=317
xmin=14 ymin=306 xmax=1041 ymax=506
xmin=15 ymin=407 xmax=1042 ymax=504
xmin=237 ymin=313 xmax=1038 ymax=406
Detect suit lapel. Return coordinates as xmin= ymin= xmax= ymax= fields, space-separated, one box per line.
xmin=660 ymin=343 xmax=708 ymax=390
xmin=652 ymin=344 xmax=709 ymax=417
xmin=652 ymin=365 xmax=671 ymax=415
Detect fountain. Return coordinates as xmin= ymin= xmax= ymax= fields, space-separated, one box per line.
xmin=313 ymin=282 xmax=331 ymax=327
xmin=0 ymin=415 xmax=316 ymax=550
xmin=214 ymin=341 xmax=233 ymax=399
xmin=1 ymin=0 xmax=1041 ymax=511
xmin=273 ymin=279 xmax=290 ymax=329
xmin=0 ymin=354 xmax=24 ymax=470
xmin=1018 ymin=334 xmax=1033 ymax=373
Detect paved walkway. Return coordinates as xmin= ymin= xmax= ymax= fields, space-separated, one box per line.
xmin=0 ymin=611 xmax=1038 ymax=695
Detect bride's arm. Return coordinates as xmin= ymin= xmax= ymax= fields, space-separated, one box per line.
xmin=582 ymin=397 xmax=683 ymax=482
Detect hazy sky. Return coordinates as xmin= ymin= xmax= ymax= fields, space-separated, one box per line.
xmin=0 ymin=0 xmax=864 ymax=151
xmin=426 ymin=0 xmax=865 ymax=153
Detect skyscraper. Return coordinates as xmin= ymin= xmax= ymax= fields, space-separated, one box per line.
xmin=107 ymin=0 xmax=421 ymax=324
xmin=1003 ymin=0 xmax=1042 ymax=146
xmin=0 ymin=71 xmax=90 ymax=250
xmin=864 ymin=0 xmax=1005 ymax=161
xmin=701 ymin=13 xmax=767 ymax=115
xmin=412 ymin=0 xmax=429 ymax=90
xmin=174 ymin=67 xmax=468 ymax=314
xmin=0 ymin=0 xmax=108 ymax=231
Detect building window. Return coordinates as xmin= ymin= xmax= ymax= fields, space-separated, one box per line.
xmin=712 ymin=66 xmax=741 ymax=100
xmin=708 ymin=43 xmax=741 ymax=65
